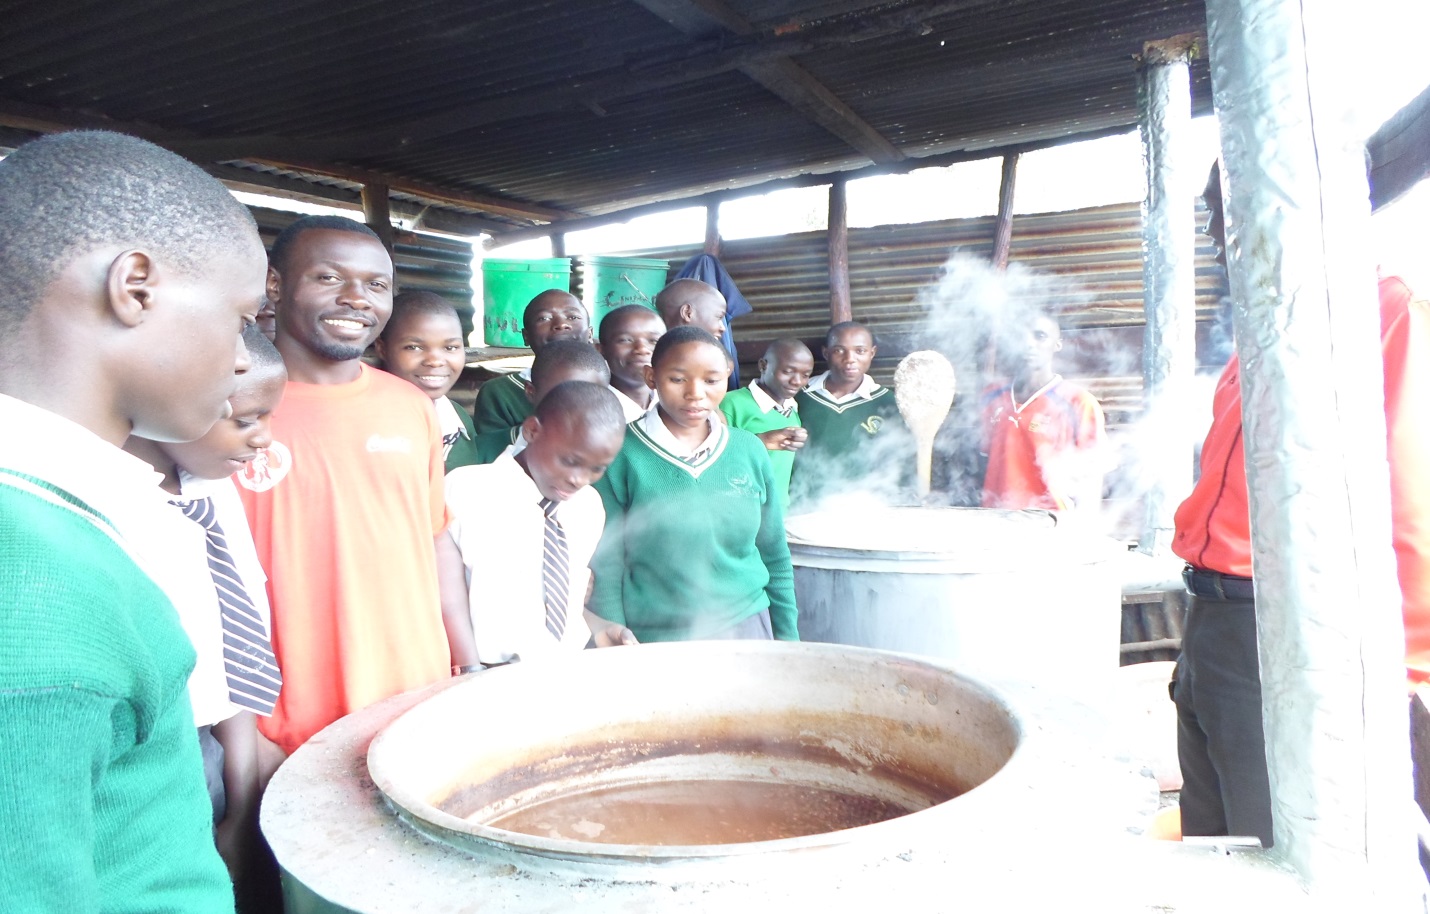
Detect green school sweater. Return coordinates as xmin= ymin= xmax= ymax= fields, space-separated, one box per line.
xmin=718 ymin=386 xmax=800 ymax=512
xmin=590 ymin=421 xmax=799 ymax=643
xmin=471 ymin=372 xmax=533 ymax=435
xmin=791 ymin=383 xmax=910 ymax=508
xmin=471 ymin=426 xmax=521 ymax=465
xmin=0 ymin=471 xmax=234 ymax=913
xmin=444 ymin=398 xmax=481 ymax=473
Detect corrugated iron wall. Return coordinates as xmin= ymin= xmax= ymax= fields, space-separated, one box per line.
xmin=250 ymin=206 xmax=477 ymax=337
xmin=611 ymin=200 xmax=1229 ymax=429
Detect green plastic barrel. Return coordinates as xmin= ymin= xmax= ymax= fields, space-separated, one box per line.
xmin=481 ymin=258 xmax=572 ymax=347
xmin=576 ymin=256 xmax=671 ymax=334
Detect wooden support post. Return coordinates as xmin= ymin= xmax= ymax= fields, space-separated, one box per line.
xmin=828 ymin=178 xmax=851 ymax=324
xmin=361 ymin=183 xmax=396 ymax=257
xmin=991 ymin=153 xmax=1019 ymax=270
xmin=703 ymin=202 xmax=721 ymax=256
xmin=551 ymin=234 xmax=566 ymax=258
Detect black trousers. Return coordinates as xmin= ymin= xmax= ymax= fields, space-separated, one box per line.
xmin=1171 ymin=589 xmax=1274 ymax=846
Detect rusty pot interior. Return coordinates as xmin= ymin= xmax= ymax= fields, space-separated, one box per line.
xmin=367 ymin=641 xmax=1021 ymax=863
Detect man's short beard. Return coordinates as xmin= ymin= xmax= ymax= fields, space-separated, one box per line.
xmin=311 ymin=338 xmax=367 ymax=363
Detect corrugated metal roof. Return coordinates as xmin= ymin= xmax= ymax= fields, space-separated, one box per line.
xmin=0 ymin=0 xmax=1211 ymax=225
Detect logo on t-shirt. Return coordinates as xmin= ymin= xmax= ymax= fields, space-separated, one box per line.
xmin=236 ymin=441 xmax=292 ymax=492
xmin=860 ymin=416 xmax=884 ymax=436
xmin=366 ymin=434 xmax=413 ymax=454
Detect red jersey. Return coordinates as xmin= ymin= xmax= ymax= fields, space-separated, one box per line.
xmin=980 ymin=376 xmax=1106 ymax=510
xmin=1174 ymin=276 xmax=1430 ymax=684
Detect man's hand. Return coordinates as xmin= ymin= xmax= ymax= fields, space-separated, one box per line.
xmin=756 ymin=427 xmax=808 ymax=452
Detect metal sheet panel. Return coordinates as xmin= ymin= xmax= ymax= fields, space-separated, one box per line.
xmin=607 ymin=200 xmax=1228 ymax=428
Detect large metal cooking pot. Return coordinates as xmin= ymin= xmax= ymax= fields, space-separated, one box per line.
xmin=368 ymin=640 xmax=1021 ymax=870
xmin=788 ymin=506 xmax=1123 ymax=692
xmin=263 ymin=642 xmax=1307 ymax=912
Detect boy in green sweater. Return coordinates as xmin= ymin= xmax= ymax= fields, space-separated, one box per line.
xmin=719 ymin=338 xmax=813 ymax=510
xmin=591 ymin=326 xmax=799 ymax=643
xmin=470 ymin=339 xmax=611 ymax=464
xmin=792 ymin=321 xmax=911 ymax=509
xmin=472 ymin=289 xmax=591 ymax=434
xmin=375 ymin=290 xmax=480 ymax=472
xmin=0 ymin=131 xmax=264 ymax=912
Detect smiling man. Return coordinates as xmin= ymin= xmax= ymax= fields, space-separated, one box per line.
xmin=236 ymin=216 xmax=476 ymax=760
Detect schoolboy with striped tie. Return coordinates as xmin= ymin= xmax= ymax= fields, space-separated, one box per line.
xmin=123 ymin=324 xmax=285 ymax=887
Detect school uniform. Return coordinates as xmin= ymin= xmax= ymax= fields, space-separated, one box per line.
xmin=445 ymin=451 xmax=601 ymax=664
xmin=435 ymin=394 xmax=480 ymax=472
xmin=0 ymin=395 xmax=233 ymax=911
xmin=471 ymin=426 xmax=527 ymax=465
xmin=609 ymin=384 xmax=654 ymax=423
xmin=590 ymin=408 xmax=799 ymax=643
xmin=169 ymin=472 xmax=280 ymax=821
xmin=719 ymin=380 xmax=801 ymax=511
xmin=471 ymin=369 xmax=532 ymax=435
xmin=791 ymin=371 xmax=908 ymax=507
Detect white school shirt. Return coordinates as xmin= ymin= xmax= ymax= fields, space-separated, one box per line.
xmin=746 ymin=379 xmax=798 ymax=416
xmin=609 ymin=385 xmax=653 ymax=423
xmin=803 ymin=371 xmax=881 ymax=405
xmin=444 ymin=452 xmax=602 ymax=664
xmin=637 ymin=405 xmax=723 ymax=462
xmin=175 ymin=472 xmax=277 ymax=722
xmin=0 ymin=396 xmax=228 ymax=726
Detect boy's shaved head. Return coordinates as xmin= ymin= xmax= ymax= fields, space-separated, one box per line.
xmin=242 ymin=322 xmax=286 ymax=378
xmin=655 ymin=278 xmax=726 ymax=339
xmin=267 ymin=215 xmax=382 ymax=276
xmin=534 ymin=380 xmax=625 ymax=434
xmin=0 ymin=131 xmax=258 ymax=336
xmin=763 ymin=337 xmax=813 ymax=364
xmin=530 ymin=338 xmax=610 ymax=391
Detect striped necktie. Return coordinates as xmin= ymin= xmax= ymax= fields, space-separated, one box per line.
xmin=540 ymin=498 xmax=569 ymax=641
xmin=175 ymin=496 xmax=282 ymax=716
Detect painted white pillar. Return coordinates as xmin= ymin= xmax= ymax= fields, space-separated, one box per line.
xmin=1204 ymin=0 xmax=1420 ymax=902
xmin=1137 ymin=35 xmax=1198 ymax=557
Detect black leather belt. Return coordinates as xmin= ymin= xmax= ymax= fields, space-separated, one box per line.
xmin=1182 ymin=564 xmax=1255 ymax=601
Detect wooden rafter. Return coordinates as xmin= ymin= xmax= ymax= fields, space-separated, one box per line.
xmin=0 ymin=101 xmax=576 ymax=226
xmin=632 ymin=0 xmax=904 ymax=164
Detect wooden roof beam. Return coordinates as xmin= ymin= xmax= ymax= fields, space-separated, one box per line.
xmin=0 ymin=100 xmax=575 ymax=225
xmin=632 ymin=0 xmax=904 ymax=164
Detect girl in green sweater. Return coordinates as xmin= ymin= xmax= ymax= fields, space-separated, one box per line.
xmin=591 ymin=326 xmax=799 ymax=642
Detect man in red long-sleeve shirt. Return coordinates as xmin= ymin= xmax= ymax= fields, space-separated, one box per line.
xmin=1171 ymin=163 xmax=1430 ymax=848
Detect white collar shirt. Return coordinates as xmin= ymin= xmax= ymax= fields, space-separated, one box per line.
xmin=638 ymin=405 xmax=722 ymax=463
xmin=609 ymin=385 xmax=653 ymax=423
xmin=444 ymin=452 xmax=601 ymax=665
xmin=747 ymin=379 xmax=797 ymax=417
xmin=803 ymin=371 xmax=881 ymax=405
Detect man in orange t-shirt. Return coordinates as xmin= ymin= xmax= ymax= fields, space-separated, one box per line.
xmin=1170 ymin=162 xmax=1430 ymax=847
xmin=237 ymin=216 xmax=477 ymax=757
xmin=980 ymin=309 xmax=1106 ymax=511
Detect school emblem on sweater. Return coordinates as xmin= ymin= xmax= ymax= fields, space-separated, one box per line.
xmin=860 ymin=416 xmax=884 ymax=435
xmin=236 ymin=441 xmax=292 ymax=492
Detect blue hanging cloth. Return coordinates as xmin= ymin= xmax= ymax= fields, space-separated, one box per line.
xmin=673 ymin=253 xmax=753 ymax=389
